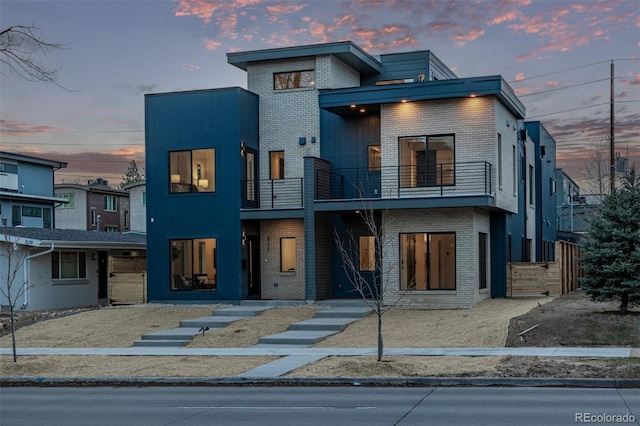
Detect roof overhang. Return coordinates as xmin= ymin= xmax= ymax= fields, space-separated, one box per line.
xmin=228 ymin=41 xmax=382 ymax=77
xmin=319 ymin=75 xmax=526 ymax=118
xmin=0 ymin=151 xmax=67 ymax=169
xmin=0 ymin=235 xmax=146 ymax=250
xmin=0 ymin=191 xmax=69 ymax=204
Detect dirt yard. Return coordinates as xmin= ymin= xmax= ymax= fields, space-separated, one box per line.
xmin=1 ymin=290 xmax=638 ymax=379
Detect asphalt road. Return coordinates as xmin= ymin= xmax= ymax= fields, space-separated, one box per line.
xmin=1 ymin=386 xmax=638 ymax=426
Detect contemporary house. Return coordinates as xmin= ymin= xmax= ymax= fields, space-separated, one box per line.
xmin=0 ymin=151 xmax=68 ymax=228
xmin=122 ymin=180 xmax=146 ymax=233
xmin=145 ymin=41 xmax=559 ymax=308
xmin=0 ymin=227 xmax=146 ymax=310
xmin=55 ymin=179 xmax=131 ymax=232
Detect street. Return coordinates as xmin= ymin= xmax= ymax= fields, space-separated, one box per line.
xmin=1 ymin=386 xmax=638 ymax=425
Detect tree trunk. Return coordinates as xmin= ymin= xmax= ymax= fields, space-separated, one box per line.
xmin=620 ymin=293 xmax=629 ymax=313
xmin=377 ymin=312 xmax=383 ymax=361
xmin=10 ymin=305 xmax=17 ymax=362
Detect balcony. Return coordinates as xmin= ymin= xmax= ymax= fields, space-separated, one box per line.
xmin=315 ymin=162 xmax=492 ymax=201
xmin=241 ymin=178 xmax=303 ymax=209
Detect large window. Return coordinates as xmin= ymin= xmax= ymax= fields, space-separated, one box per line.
xmin=479 ymin=233 xmax=488 ymax=289
xmin=270 ymin=151 xmax=285 ymax=180
xmin=280 ymin=237 xmax=296 ymax=272
xmin=170 ymin=238 xmax=217 ymax=291
xmin=359 ymin=236 xmax=375 ymax=271
xmin=52 ymin=251 xmax=87 ymax=280
xmin=400 ymin=233 xmax=456 ymax=290
xmin=11 ymin=206 xmax=51 ymax=227
xmin=104 ymin=195 xmax=117 ymax=212
xmin=399 ymin=135 xmax=454 ymax=188
xmin=274 ymin=70 xmax=314 ymax=90
xmin=169 ymin=149 xmax=215 ymax=193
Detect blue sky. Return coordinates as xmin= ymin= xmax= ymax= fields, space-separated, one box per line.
xmin=1 ymin=0 xmax=638 ymax=188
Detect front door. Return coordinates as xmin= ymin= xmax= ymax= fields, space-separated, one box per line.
xmin=98 ymin=251 xmax=108 ymax=301
xmin=244 ymin=149 xmax=257 ymax=208
xmin=247 ymin=235 xmax=261 ymax=298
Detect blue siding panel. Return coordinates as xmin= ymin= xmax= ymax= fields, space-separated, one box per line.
xmin=145 ymin=88 xmax=259 ymax=302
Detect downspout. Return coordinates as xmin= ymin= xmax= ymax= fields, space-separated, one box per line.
xmin=22 ymin=243 xmax=55 ymax=309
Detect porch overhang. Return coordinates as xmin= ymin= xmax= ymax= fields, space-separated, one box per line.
xmin=319 ymin=75 xmax=526 ymax=118
xmin=240 ymin=208 xmax=305 ymax=220
xmin=313 ymin=194 xmax=497 ymax=212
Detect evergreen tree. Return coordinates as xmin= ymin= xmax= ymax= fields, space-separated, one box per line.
xmin=121 ymin=160 xmax=144 ymax=187
xmin=579 ymin=167 xmax=640 ymax=312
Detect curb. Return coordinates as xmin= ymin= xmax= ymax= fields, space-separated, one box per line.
xmin=2 ymin=376 xmax=639 ymax=388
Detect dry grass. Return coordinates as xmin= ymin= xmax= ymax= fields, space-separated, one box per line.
xmin=0 ymin=297 xmax=553 ymax=378
xmin=0 ymin=355 xmax=278 ymax=377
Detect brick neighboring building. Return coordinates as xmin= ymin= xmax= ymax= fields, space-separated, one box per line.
xmin=55 ymin=179 xmax=131 ymax=232
xmin=144 ymin=41 xmax=559 ymax=308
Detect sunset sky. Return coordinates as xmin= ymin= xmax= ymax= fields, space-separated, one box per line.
xmin=1 ymin=0 xmax=638 ymax=189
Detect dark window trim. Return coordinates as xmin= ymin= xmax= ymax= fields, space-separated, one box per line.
xmin=169 ymin=238 xmax=218 ymax=292
xmin=273 ymin=69 xmax=315 ymax=90
xmin=399 ymin=231 xmax=457 ymax=291
xmin=168 ymin=149 xmax=216 ymax=194
xmin=279 ymin=237 xmax=296 ymax=272
xmin=269 ymin=150 xmax=285 ymax=180
xmin=398 ymin=134 xmax=456 ymax=188
xmin=367 ymin=145 xmax=381 ymax=172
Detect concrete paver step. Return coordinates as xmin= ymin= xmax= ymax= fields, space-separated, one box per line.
xmin=179 ymin=316 xmax=249 ymax=328
xmin=315 ymin=307 xmax=373 ymax=319
xmin=141 ymin=327 xmax=209 ymax=340
xmin=212 ymin=306 xmax=272 ymax=317
xmin=288 ymin=318 xmax=358 ymax=331
xmin=132 ymin=339 xmax=189 ymax=347
xmin=258 ymin=330 xmax=340 ymax=345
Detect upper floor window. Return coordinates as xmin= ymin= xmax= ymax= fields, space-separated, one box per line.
xmin=368 ymin=146 xmax=381 ymax=172
xmin=104 ymin=195 xmax=117 ymax=212
xmin=169 ymin=149 xmax=215 ymax=193
xmin=399 ymin=135 xmax=455 ymax=188
xmin=274 ymin=70 xmax=314 ymax=90
xmin=270 ymin=151 xmax=285 ymax=180
xmin=56 ymin=193 xmax=75 ymax=209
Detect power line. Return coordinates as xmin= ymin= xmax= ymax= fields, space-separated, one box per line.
xmin=527 ymin=100 xmax=640 ymax=119
xmin=518 ymin=78 xmax=609 ymax=97
xmin=508 ymin=59 xmax=640 ymax=83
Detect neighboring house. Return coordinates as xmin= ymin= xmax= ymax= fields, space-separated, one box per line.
xmin=556 ymin=169 xmax=591 ymax=241
xmin=55 ymin=180 xmax=130 ymax=232
xmin=122 ymin=180 xmax=146 ymax=233
xmin=0 ymin=227 xmax=146 ymax=310
xmin=0 ymin=151 xmax=68 ymax=228
xmin=145 ymin=41 xmax=561 ymax=308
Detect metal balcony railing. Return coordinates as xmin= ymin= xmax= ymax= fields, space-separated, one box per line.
xmin=241 ymin=178 xmax=303 ymax=209
xmin=315 ymin=162 xmax=492 ymax=200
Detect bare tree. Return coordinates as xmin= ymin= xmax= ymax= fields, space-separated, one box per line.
xmin=334 ymin=193 xmax=409 ymax=361
xmin=581 ymin=137 xmax=610 ymax=204
xmin=0 ymin=25 xmax=67 ymax=87
xmin=0 ymin=224 xmax=32 ymax=362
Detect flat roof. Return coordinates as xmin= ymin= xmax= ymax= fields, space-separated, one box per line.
xmin=0 ymin=151 xmax=67 ymax=169
xmin=227 ymin=41 xmax=382 ymax=76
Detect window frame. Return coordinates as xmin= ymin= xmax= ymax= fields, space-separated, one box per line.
xmin=169 ymin=238 xmax=218 ymax=292
xmin=280 ymin=237 xmax=296 ymax=272
xmin=270 ymin=151 xmax=285 ymax=180
xmin=359 ymin=235 xmax=376 ymax=272
xmin=367 ymin=145 xmax=381 ymax=172
xmin=56 ymin=193 xmax=75 ymax=209
xmin=169 ymin=148 xmax=216 ymax=194
xmin=273 ymin=70 xmax=315 ymax=90
xmin=399 ymin=232 xmax=456 ymax=291
xmin=51 ymin=251 xmax=87 ymax=280
xmin=104 ymin=195 xmax=117 ymax=212
xmin=398 ymin=134 xmax=455 ymax=188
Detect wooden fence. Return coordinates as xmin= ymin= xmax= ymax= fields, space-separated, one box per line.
xmin=507 ymin=240 xmax=583 ymax=297
xmin=108 ymin=256 xmax=147 ymax=305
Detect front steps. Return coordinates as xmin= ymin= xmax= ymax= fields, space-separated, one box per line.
xmin=132 ymin=306 xmax=271 ymax=347
xmin=255 ymin=306 xmax=372 ymax=347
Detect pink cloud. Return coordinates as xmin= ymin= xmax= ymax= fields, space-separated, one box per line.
xmin=515 ymin=73 xmax=525 ymax=81
xmin=204 ymin=39 xmax=222 ymax=51
xmin=265 ymin=4 xmax=306 ymax=14
xmin=454 ymin=27 xmax=485 ymax=46
xmin=0 ymin=119 xmax=66 ymax=136
xmin=620 ymin=74 xmax=640 ymax=86
xmin=181 ymin=63 xmax=202 ymax=71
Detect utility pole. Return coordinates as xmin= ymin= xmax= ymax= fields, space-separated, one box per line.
xmin=610 ymin=60 xmax=615 ymax=194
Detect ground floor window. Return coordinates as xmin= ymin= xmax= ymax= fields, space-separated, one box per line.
xmin=400 ymin=233 xmax=456 ymax=290
xmin=52 ymin=251 xmax=87 ymax=280
xmin=280 ymin=237 xmax=296 ymax=272
xmin=359 ymin=236 xmax=375 ymax=271
xmin=170 ymin=238 xmax=217 ymax=291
